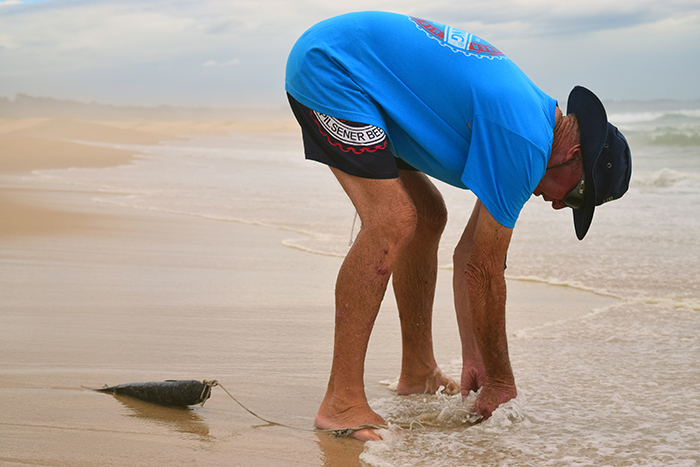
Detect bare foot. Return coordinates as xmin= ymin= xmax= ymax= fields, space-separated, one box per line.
xmin=314 ymin=400 xmax=387 ymax=441
xmin=397 ymin=367 xmax=460 ymax=396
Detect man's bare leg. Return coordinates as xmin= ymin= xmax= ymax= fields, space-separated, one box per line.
xmin=392 ymin=171 xmax=459 ymax=395
xmin=314 ymin=167 xmax=418 ymax=441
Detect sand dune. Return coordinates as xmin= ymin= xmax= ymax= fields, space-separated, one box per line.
xmin=2 ymin=118 xmax=175 ymax=144
xmin=0 ymin=134 xmax=135 ymax=174
xmin=0 ymin=117 xmax=291 ymax=237
xmin=0 ymin=118 xmax=163 ymax=175
xmin=0 ymin=117 xmax=297 ymax=173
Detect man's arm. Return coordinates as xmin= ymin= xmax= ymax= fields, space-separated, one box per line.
xmin=455 ymin=200 xmax=516 ymax=419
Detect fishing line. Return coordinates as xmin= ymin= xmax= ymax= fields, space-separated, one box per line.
xmin=204 ymin=380 xmax=388 ymax=438
xmin=348 ymin=210 xmax=358 ymax=246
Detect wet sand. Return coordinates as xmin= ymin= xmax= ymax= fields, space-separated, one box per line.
xmin=0 ymin=119 xmax=616 ymax=466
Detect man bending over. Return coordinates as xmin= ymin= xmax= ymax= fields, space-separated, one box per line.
xmin=285 ymin=11 xmax=632 ymax=441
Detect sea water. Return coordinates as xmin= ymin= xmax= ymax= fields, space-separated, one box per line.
xmin=28 ymin=105 xmax=700 ymax=465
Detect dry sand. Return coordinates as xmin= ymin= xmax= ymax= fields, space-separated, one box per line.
xmin=0 ymin=118 xmax=616 ymax=466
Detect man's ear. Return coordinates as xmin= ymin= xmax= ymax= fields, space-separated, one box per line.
xmin=567 ymin=144 xmax=582 ymax=160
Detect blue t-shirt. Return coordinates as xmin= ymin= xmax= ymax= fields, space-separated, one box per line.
xmin=285 ymin=11 xmax=557 ymax=228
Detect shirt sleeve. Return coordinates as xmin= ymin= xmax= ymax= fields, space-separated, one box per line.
xmin=461 ymin=115 xmax=548 ymax=228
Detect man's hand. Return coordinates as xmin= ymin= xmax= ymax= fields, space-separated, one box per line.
xmin=462 ymin=361 xmax=517 ymax=421
xmin=461 ymin=362 xmax=486 ymax=398
xmin=472 ymin=378 xmax=517 ymax=420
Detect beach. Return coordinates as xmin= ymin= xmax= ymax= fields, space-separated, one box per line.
xmin=1 ymin=113 xmax=698 ymax=466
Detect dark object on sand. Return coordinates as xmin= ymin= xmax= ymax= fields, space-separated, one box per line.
xmin=86 ymin=380 xmax=214 ymax=407
xmin=86 ymin=379 xmax=385 ymax=437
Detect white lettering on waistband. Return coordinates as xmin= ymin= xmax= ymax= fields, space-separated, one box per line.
xmin=312 ymin=111 xmax=386 ymax=146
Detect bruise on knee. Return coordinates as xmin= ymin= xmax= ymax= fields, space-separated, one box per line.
xmin=375 ymin=247 xmax=394 ymax=276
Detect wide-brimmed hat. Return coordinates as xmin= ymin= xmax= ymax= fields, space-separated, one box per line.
xmin=567 ymin=86 xmax=632 ymax=240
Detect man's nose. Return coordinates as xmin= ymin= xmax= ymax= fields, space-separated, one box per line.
xmin=551 ymin=200 xmax=567 ymax=210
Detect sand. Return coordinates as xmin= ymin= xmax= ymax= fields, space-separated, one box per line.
xmin=0 ymin=118 xmax=616 ymax=466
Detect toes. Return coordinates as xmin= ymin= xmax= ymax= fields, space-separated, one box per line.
xmin=350 ymin=427 xmax=383 ymax=441
xmin=442 ymin=379 xmax=460 ymax=395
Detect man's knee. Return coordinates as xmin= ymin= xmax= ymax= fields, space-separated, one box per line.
xmin=418 ymin=195 xmax=448 ymax=237
xmin=385 ymin=201 xmax=419 ymax=248
xmin=401 ymin=173 xmax=447 ymax=238
xmin=364 ymin=197 xmax=418 ymax=250
xmin=422 ymin=197 xmax=447 ymax=235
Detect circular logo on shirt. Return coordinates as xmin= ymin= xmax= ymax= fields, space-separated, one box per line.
xmin=409 ymin=16 xmax=506 ymax=60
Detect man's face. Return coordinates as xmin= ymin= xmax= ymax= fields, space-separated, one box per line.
xmin=533 ymin=160 xmax=584 ymax=210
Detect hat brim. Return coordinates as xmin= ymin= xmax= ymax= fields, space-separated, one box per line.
xmin=567 ymin=86 xmax=608 ymax=240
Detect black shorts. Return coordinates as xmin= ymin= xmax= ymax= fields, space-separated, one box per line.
xmin=287 ymin=93 xmax=417 ymax=179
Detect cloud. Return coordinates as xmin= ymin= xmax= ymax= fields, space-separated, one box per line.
xmin=1 ymin=0 xmax=61 ymax=6
xmin=421 ymin=0 xmax=700 ymax=37
xmin=0 ymin=0 xmax=698 ymax=106
xmin=202 ymin=59 xmax=241 ymax=67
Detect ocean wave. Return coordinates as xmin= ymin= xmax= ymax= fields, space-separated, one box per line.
xmin=505 ymin=275 xmax=620 ymax=299
xmin=613 ymin=110 xmax=700 ymax=146
xmin=280 ymin=238 xmax=347 ymax=258
xmin=90 ymin=194 xmax=356 ymax=258
xmin=645 ymin=128 xmax=700 ymax=146
xmin=507 ymin=275 xmax=700 ymax=311
xmin=611 ymin=109 xmax=700 ymax=125
xmin=361 ymin=300 xmax=700 ymax=467
xmin=631 ymin=167 xmax=700 ymax=188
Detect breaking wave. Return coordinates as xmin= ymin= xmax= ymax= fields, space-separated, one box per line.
xmin=613 ymin=110 xmax=700 ymax=146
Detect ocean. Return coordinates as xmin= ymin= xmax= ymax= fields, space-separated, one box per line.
xmin=27 ymin=104 xmax=700 ymax=466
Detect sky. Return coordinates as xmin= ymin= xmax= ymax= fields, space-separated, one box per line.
xmin=1 ymin=0 xmax=699 ymax=109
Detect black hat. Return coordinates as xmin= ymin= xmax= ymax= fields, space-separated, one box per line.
xmin=567 ymin=86 xmax=632 ymax=240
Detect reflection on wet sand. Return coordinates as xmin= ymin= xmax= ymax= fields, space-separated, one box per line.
xmin=113 ymin=394 xmax=213 ymax=442
xmin=314 ymin=433 xmax=365 ymax=467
